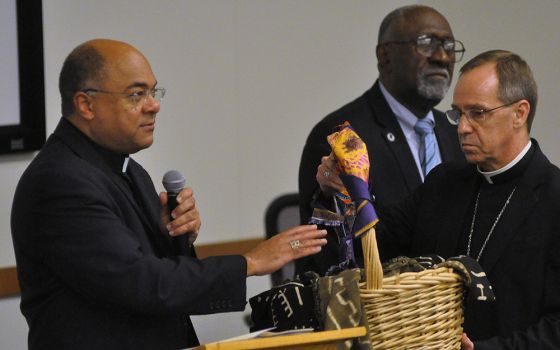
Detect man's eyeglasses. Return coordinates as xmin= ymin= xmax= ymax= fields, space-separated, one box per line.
xmin=83 ymin=87 xmax=166 ymax=105
xmin=384 ymin=34 xmax=465 ymax=63
xmin=445 ymin=100 xmax=521 ymax=126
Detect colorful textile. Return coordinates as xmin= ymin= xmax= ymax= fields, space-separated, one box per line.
xmin=308 ymin=122 xmax=380 ymax=274
xmin=326 ymin=122 xmax=379 ymax=238
xmin=327 ymin=122 xmax=370 ymax=185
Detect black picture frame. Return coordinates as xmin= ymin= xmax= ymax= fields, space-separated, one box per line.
xmin=0 ymin=0 xmax=46 ymax=155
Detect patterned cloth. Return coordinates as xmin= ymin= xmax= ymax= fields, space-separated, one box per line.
xmin=249 ymin=269 xmax=372 ymax=349
xmin=317 ymin=269 xmax=372 ymax=350
xmin=381 ymin=254 xmax=495 ymax=303
xmin=327 ymin=122 xmax=370 ymax=186
xmin=310 ymin=122 xmax=379 ymax=274
xmin=443 ymin=255 xmax=496 ymax=303
xmin=249 ymin=272 xmax=321 ymax=332
xmin=326 ymin=122 xmax=378 ymax=238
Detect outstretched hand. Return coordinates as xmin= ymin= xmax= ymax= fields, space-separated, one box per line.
xmin=243 ymin=225 xmax=327 ymax=276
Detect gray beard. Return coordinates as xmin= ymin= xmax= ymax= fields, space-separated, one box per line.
xmin=417 ymin=72 xmax=450 ymax=101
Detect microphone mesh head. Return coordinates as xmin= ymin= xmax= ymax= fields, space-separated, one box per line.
xmin=162 ymin=170 xmax=186 ymax=193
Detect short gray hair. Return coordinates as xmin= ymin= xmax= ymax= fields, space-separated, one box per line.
xmin=460 ymin=50 xmax=538 ymax=132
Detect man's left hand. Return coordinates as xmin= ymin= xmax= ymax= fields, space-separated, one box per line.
xmin=159 ymin=187 xmax=201 ymax=245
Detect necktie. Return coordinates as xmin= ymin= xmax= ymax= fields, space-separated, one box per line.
xmin=414 ymin=118 xmax=440 ymax=176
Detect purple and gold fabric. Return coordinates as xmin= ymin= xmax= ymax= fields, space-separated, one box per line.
xmin=326 ymin=122 xmax=379 ymax=238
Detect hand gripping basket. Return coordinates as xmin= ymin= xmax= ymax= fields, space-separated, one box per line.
xmin=358 ymin=230 xmax=464 ymax=350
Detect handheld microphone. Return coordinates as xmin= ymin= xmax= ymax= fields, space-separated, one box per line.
xmin=162 ymin=170 xmax=189 ymax=255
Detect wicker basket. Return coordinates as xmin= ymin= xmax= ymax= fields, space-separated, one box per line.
xmin=358 ymin=230 xmax=464 ymax=350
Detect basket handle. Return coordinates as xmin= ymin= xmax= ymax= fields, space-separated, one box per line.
xmin=362 ymin=227 xmax=383 ymax=289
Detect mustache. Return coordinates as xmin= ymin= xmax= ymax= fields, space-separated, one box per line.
xmin=420 ymin=67 xmax=450 ymax=80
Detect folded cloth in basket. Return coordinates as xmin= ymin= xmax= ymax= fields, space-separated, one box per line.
xmin=443 ymin=255 xmax=496 ymax=303
xmin=382 ymin=254 xmax=495 ymax=303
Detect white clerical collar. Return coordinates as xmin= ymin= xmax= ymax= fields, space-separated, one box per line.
xmin=478 ymin=140 xmax=532 ymax=184
xmin=122 ymin=157 xmax=130 ymax=173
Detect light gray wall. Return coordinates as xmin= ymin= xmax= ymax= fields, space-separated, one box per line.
xmin=1 ymin=1 xmax=559 ymax=348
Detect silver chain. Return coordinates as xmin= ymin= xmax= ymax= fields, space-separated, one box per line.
xmin=467 ymin=186 xmax=517 ymax=261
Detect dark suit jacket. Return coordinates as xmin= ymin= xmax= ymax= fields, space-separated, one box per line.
xmin=11 ymin=118 xmax=248 ymax=350
xmin=297 ymin=81 xmax=464 ymax=275
xmin=377 ymin=141 xmax=560 ymax=349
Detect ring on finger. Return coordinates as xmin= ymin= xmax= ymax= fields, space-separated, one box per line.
xmin=289 ymin=239 xmax=301 ymax=249
xmin=323 ymin=170 xmax=330 ymax=179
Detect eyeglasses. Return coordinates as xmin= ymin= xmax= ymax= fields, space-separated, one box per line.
xmin=384 ymin=34 xmax=466 ymax=62
xmin=83 ymin=87 xmax=166 ymax=105
xmin=445 ymin=100 xmax=520 ymax=126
